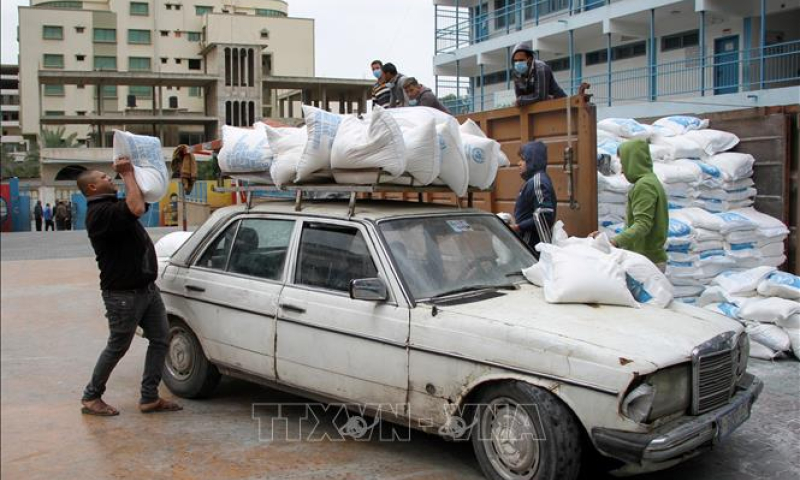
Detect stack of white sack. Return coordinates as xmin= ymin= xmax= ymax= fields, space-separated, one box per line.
xmin=699 ymin=267 xmax=800 ymax=360
xmin=716 ymin=211 xmax=762 ymax=269
xmin=731 ymin=207 xmax=789 ymax=267
xmin=217 ymin=123 xmax=274 ymax=183
xmin=112 ymin=130 xmax=170 ymax=203
xmin=652 ymin=160 xmax=702 ymax=207
xmin=666 ymin=208 xmax=733 ymax=302
xmin=522 ymin=222 xmax=674 ymax=308
xmin=597 ymin=172 xmax=630 ymax=229
xmin=695 ymin=152 xmax=755 ymax=212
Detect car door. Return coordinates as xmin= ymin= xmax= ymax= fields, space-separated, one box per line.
xmin=179 ymin=215 xmax=296 ymax=378
xmin=276 ymin=219 xmax=410 ymax=408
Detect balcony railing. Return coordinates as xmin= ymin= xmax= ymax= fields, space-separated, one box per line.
xmin=435 ymin=0 xmax=609 ymax=54
xmin=440 ymin=39 xmax=800 ymax=113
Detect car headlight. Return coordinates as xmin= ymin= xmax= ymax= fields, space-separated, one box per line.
xmin=735 ymin=332 xmax=749 ymax=381
xmin=622 ymin=364 xmax=691 ymax=423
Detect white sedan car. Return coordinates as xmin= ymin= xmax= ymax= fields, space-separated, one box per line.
xmin=157 ymin=200 xmax=762 ymax=480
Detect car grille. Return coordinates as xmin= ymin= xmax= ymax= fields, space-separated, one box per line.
xmin=695 ymin=349 xmax=736 ymax=414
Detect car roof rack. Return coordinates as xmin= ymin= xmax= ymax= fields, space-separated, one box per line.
xmin=214 ymin=169 xmax=487 ymax=218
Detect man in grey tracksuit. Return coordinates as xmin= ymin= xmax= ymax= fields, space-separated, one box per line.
xmin=511 ymin=41 xmax=566 ymax=107
xmin=381 ymin=62 xmax=409 ymax=108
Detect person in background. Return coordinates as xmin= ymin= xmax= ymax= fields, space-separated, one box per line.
xmin=370 ymin=60 xmax=390 ymax=108
xmin=511 ymin=41 xmax=566 ymax=107
xmin=76 ymin=157 xmax=182 ymax=416
xmin=55 ymin=200 xmax=68 ymax=231
xmin=44 ymin=203 xmax=55 ymax=231
xmin=591 ymin=140 xmax=668 ymax=271
xmin=403 ymin=77 xmax=451 ymax=114
xmin=510 ymin=141 xmax=556 ymax=251
xmin=34 ymin=200 xmax=43 ymax=231
xmin=65 ymin=201 xmax=73 ymax=230
xmin=381 ymin=63 xmax=409 ymax=108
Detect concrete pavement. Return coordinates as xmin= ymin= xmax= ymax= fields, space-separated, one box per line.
xmin=1 ymin=230 xmax=798 ymax=480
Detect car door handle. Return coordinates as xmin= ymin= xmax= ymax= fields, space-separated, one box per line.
xmin=185 ymin=284 xmax=206 ymax=293
xmin=280 ymin=303 xmax=306 ymax=314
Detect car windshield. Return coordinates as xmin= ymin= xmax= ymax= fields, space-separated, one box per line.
xmin=379 ymin=214 xmax=536 ymax=301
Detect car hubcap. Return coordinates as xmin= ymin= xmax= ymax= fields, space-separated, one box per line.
xmin=167 ymin=328 xmax=195 ymax=381
xmin=481 ymin=397 xmax=540 ymax=480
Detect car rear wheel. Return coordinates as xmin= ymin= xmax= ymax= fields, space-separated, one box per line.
xmin=163 ymin=318 xmax=220 ymax=398
xmin=471 ymin=382 xmax=582 ymax=480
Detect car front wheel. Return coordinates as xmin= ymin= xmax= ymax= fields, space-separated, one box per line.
xmin=471 ymin=382 xmax=582 ymax=480
xmin=163 ymin=318 xmax=220 ymax=398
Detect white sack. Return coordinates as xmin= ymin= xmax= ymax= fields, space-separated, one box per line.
xmin=683 ymin=129 xmax=740 ymax=156
xmin=330 ymin=107 xmax=406 ymax=180
xmin=748 ymin=340 xmax=782 ymax=360
xmin=598 ymin=139 xmax=623 ymax=157
xmin=712 ymin=266 xmax=777 ymax=296
xmin=495 ymin=144 xmax=511 ymax=167
xmin=435 ymin=119 xmax=470 ymax=197
xmin=703 ymin=302 xmax=741 ymax=320
xmin=522 ymin=263 xmax=546 ymax=287
xmin=762 ymin=255 xmax=787 ymax=268
xmin=459 ymin=118 xmax=485 ymax=137
xmin=461 ymin=133 xmax=499 ymax=190
xmin=669 ymin=207 xmax=725 ymax=231
xmin=649 ymin=143 xmax=674 ymax=162
xmin=757 ymin=272 xmax=800 ymax=300
xmin=112 ymin=130 xmax=169 ymax=203
xmin=746 ymin=322 xmax=791 ymax=352
xmin=598 ymin=173 xmax=631 ymax=193
xmin=653 ymin=159 xmax=702 ymax=185
xmin=759 ymin=242 xmax=785 ymax=257
xmin=715 ymin=211 xmax=758 ymax=234
xmin=599 ymin=191 xmax=628 ymax=204
xmin=653 ymin=115 xmax=709 ymax=135
xmin=597 ymin=118 xmax=651 ymax=139
xmin=155 ymin=231 xmax=194 ymax=259
xmin=612 ymin=248 xmax=674 ymax=308
xmin=776 ymin=314 xmax=800 ymax=330
xmin=651 ymin=135 xmax=705 ymax=159
xmin=297 ymin=105 xmax=343 ymax=182
xmin=265 ymin=125 xmax=309 ymax=187
xmin=598 ymin=203 xmax=627 ymax=218
xmin=400 ymin=118 xmax=440 ymax=185
xmin=704 ymin=152 xmax=755 ymax=181
xmin=785 ymin=327 xmax=800 ymax=360
xmin=674 ymin=285 xmax=705 ymax=298
xmin=732 ymin=207 xmax=790 ymax=239
xmin=217 ymin=124 xmax=272 ymax=173
xmin=738 ymin=297 xmax=800 ymax=324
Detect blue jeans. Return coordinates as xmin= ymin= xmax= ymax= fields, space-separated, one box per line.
xmin=82 ymin=283 xmax=170 ymax=404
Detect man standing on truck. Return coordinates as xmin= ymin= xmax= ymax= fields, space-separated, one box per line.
xmin=381 ymin=63 xmax=409 ymax=108
xmin=403 ymin=77 xmax=451 ymax=114
xmin=76 ymin=158 xmax=182 ymax=416
xmin=511 ymin=41 xmax=566 ymax=107
xmin=511 ymin=141 xmax=556 ymax=250
xmin=370 ymin=60 xmax=391 ymax=108
xmin=595 ymin=140 xmax=669 ymax=271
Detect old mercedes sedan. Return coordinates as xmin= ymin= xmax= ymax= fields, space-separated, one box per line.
xmin=156 ymin=200 xmax=762 ymax=480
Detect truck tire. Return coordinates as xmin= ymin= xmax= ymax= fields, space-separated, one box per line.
xmin=162 ymin=318 xmax=220 ymax=398
xmin=471 ymin=381 xmax=582 ymax=480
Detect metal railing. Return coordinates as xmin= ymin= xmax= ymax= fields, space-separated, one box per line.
xmin=442 ymin=39 xmax=800 ymax=113
xmin=435 ymin=0 xmax=609 ymax=54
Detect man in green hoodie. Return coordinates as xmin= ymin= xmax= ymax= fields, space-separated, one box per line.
xmin=596 ymin=139 xmax=669 ymax=270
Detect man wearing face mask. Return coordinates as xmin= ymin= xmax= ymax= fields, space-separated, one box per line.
xmin=370 ymin=60 xmax=390 ymax=108
xmin=381 ymin=62 xmax=409 ymax=108
xmin=403 ymin=77 xmax=451 ymax=114
xmin=511 ymin=41 xmax=566 ymax=107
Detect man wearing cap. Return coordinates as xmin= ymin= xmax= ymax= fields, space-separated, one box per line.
xmin=511 ymin=41 xmax=566 ymax=107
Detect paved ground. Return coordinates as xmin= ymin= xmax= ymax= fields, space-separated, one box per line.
xmin=2 ymin=230 xmax=799 ymax=480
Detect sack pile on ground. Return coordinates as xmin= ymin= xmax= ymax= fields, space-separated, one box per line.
xmin=697 ymin=267 xmax=800 ymax=360
xmin=596 ymin=115 xmax=788 ymax=306
xmin=216 ymin=105 xmax=509 ymax=197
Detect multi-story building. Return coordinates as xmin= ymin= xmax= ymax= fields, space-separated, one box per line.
xmin=17 ymin=0 xmax=372 ymax=206
xmin=432 ymin=0 xmax=800 ymax=117
xmin=0 ymin=64 xmax=26 ymax=159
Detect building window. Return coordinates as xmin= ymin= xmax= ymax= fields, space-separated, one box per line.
xmin=75 ymin=26 xmax=85 ymax=33
xmin=165 ymin=3 xmax=172 ymax=10
xmin=661 ymin=30 xmax=700 ymax=52
xmin=586 ymin=41 xmax=647 ymax=66
xmin=160 ymin=30 xmax=169 ymax=37
xmin=130 ymin=1 xmax=148 ymax=16
xmin=43 ymin=54 xmax=64 ymax=68
xmin=224 ymin=48 xmax=231 ymax=86
xmin=255 ymin=9 xmax=286 ymax=17
xmin=35 ymin=1 xmax=82 ymax=9
xmin=100 ymin=85 xmax=117 ymax=98
xmin=175 ymin=58 xmax=182 ymax=65
xmin=586 ymin=50 xmax=607 ymax=66
xmin=44 ymin=111 xmax=66 ymax=116
xmin=129 ymin=85 xmax=152 ymax=98
xmin=188 ymin=86 xmax=202 ymax=97
xmin=196 ymin=5 xmax=213 ymax=16
xmin=260 ymin=29 xmax=269 ymax=39
xmin=75 ymin=54 xmax=85 ymax=61
xmin=94 ymin=55 xmax=117 ymax=71
xmin=161 ymin=57 xmax=168 ymax=64
xmin=546 ymin=56 xmax=570 ymax=72
xmin=127 ymin=29 xmax=151 ymax=44
xmin=44 ymin=84 xmax=65 ymax=96
xmin=77 ymin=84 xmax=85 ymax=89
xmin=188 ymin=59 xmax=201 ymax=70
xmin=76 ymin=111 xmax=86 ymax=116
xmin=174 ymin=4 xmax=181 ymax=10
xmin=128 ymin=56 xmax=151 ymax=71
xmin=43 ymin=25 xmax=64 ymax=40
xmin=493 ymin=0 xmax=516 ymax=30
xmin=187 ymin=31 xmax=201 ymax=42
xmin=93 ymin=28 xmax=116 ymax=43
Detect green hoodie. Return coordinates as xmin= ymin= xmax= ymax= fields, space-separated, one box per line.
xmin=614 ymin=140 xmax=669 ymax=264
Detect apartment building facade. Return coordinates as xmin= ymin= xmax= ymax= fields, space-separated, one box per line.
xmin=433 ymin=0 xmax=800 ymax=117
xmin=0 ymin=65 xmax=25 ymax=157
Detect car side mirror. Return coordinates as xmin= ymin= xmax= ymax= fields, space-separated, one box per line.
xmin=349 ymin=278 xmax=388 ymax=302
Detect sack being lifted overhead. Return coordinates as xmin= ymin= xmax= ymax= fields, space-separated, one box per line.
xmin=112 ymin=130 xmax=170 ymax=203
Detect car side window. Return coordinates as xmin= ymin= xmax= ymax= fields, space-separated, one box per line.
xmin=295 ymin=223 xmax=378 ymax=292
xmin=195 ymin=220 xmax=239 ymax=270
xmin=228 ymin=218 xmax=295 ymax=281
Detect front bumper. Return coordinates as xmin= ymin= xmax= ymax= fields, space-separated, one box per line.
xmin=593 ymin=373 xmax=763 ymax=471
